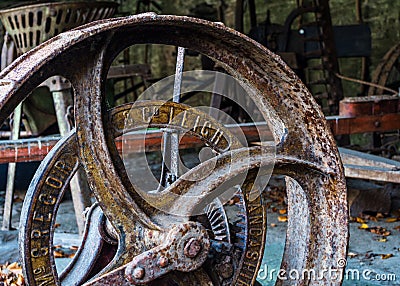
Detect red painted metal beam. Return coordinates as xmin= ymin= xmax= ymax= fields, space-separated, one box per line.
xmin=3 ymin=111 xmax=400 ymax=164
xmin=0 ymin=124 xmax=271 ymax=164
xmin=327 ymin=113 xmax=400 ymax=135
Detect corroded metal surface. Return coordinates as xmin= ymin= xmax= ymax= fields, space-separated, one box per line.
xmin=0 ymin=14 xmax=347 ymax=285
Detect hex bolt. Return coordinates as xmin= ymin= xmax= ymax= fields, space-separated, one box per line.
xmin=184 ymin=238 xmax=202 ymax=258
xmin=158 ymin=256 xmax=169 ymax=268
xmin=134 ymin=267 xmax=145 ymax=279
xmin=131 ymin=267 xmax=145 ymax=280
xmin=217 ymin=256 xmax=234 ymax=279
xmin=125 ymin=265 xmax=145 ymax=283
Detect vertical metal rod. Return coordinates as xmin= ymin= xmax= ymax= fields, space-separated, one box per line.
xmin=173 ymin=47 xmax=185 ymax=103
xmin=170 ymin=47 xmax=185 ymax=178
xmin=2 ymin=104 xmax=22 ymax=230
xmin=158 ymin=47 xmax=185 ymax=190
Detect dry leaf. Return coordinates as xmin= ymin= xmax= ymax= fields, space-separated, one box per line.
xmin=381 ymin=254 xmax=393 ymax=259
xmin=0 ymin=262 xmax=24 ymax=285
xmin=356 ymin=217 xmax=366 ymax=224
xmin=278 ymin=209 xmax=287 ymax=215
xmin=376 ymin=213 xmax=385 ymax=218
xmin=385 ymin=218 xmax=398 ymax=223
xmin=53 ymin=250 xmax=65 ymax=258
xmin=377 ymin=237 xmax=387 ymax=242
xmin=358 ymin=223 xmax=369 ymax=229
xmin=394 ymin=225 xmax=400 ymax=230
xmin=17 ymin=274 xmax=24 ymax=285
xmin=7 ymin=262 xmax=19 ymax=270
xmin=365 ymin=226 xmax=391 ymax=236
xmin=369 ymin=216 xmax=378 ymax=222
xmin=278 ymin=216 xmax=288 ymax=222
xmin=348 ymin=252 xmax=358 ymax=258
xmin=270 ymin=223 xmax=277 ymax=227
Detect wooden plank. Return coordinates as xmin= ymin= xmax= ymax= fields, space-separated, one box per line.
xmin=340 ymin=147 xmax=400 ymax=183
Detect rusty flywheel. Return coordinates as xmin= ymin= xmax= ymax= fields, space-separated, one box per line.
xmin=0 ymin=13 xmax=348 ymax=285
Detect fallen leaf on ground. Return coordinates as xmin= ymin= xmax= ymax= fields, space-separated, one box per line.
xmin=278 ymin=209 xmax=287 ymax=215
xmin=0 ymin=262 xmax=25 ymax=285
xmin=348 ymin=252 xmax=358 ymax=258
xmin=381 ymin=253 xmax=393 ymax=259
xmin=385 ymin=218 xmax=398 ymax=223
xmin=356 ymin=217 xmax=366 ymax=224
xmin=369 ymin=227 xmax=391 ymax=236
xmin=359 ymin=225 xmax=391 ymax=236
xmin=278 ymin=216 xmax=288 ymax=222
xmin=376 ymin=213 xmax=385 ymax=219
xmin=270 ymin=223 xmax=277 ymax=227
xmin=7 ymin=263 xmax=19 ymax=270
xmin=369 ymin=216 xmax=378 ymax=222
xmin=54 ymin=250 xmax=65 ymax=258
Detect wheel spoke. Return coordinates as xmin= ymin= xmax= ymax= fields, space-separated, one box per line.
xmin=71 ymin=41 xmax=161 ymax=236
xmin=273 ymin=160 xmax=347 ymax=285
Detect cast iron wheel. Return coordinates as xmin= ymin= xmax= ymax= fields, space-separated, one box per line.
xmin=0 ymin=13 xmax=347 ymax=285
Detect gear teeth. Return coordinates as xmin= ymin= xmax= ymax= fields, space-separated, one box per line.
xmin=213 ymin=230 xmax=227 ymax=237
xmin=237 ymin=213 xmax=247 ymax=219
xmin=235 ymin=232 xmax=247 ymax=241
xmin=215 ymin=235 xmax=228 ymax=241
xmin=234 ymin=241 xmax=246 ymax=249
xmin=235 ymin=222 xmax=247 ymax=228
xmin=205 ymin=199 xmax=231 ymax=244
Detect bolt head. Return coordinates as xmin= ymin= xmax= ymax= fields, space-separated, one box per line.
xmin=184 ymin=238 xmax=202 ymax=258
xmin=125 ymin=265 xmax=146 ymax=283
xmin=132 ymin=267 xmax=145 ymax=280
xmin=158 ymin=256 xmax=169 ymax=268
xmin=218 ymin=262 xmax=234 ymax=279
